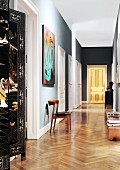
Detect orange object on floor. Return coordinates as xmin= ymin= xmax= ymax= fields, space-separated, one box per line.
xmin=108 ymin=126 xmax=120 ymax=140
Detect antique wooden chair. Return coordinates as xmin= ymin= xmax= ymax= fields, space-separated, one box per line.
xmin=48 ymin=100 xmax=71 ymax=133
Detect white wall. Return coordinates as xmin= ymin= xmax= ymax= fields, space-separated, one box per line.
xmin=29 ymin=0 xmax=72 ymax=137
xmin=115 ymin=7 xmax=120 ymax=111
xmin=112 ymin=52 xmax=117 ymax=111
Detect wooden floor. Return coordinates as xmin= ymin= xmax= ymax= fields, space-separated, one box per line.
xmin=11 ymin=104 xmax=120 ymax=170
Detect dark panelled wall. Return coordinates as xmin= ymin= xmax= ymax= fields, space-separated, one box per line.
xmin=76 ymin=39 xmax=82 ymax=63
xmin=57 ymin=11 xmax=72 ymax=111
xmin=82 ymin=47 xmax=113 ymax=101
xmin=53 ymin=1 xmax=72 ymax=111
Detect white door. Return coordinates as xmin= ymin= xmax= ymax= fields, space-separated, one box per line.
xmin=58 ymin=46 xmax=65 ymax=111
xmin=68 ymin=55 xmax=73 ymax=111
xmin=75 ymin=61 xmax=82 ymax=108
xmin=77 ymin=62 xmax=82 ymax=106
xmin=75 ymin=60 xmax=79 ymax=107
xmin=87 ymin=66 xmax=107 ymax=103
xmin=79 ymin=63 xmax=82 ymax=105
xmin=74 ymin=60 xmax=77 ymax=108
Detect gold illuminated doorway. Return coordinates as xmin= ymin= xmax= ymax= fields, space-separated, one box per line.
xmin=87 ymin=65 xmax=107 ymax=103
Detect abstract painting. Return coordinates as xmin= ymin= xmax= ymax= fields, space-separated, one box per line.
xmin=42 ymin=25 xmax=55 ymax=85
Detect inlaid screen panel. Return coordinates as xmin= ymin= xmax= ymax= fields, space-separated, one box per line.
xmin=0 ymin=2 xmax=26 ymax=168
xmin=9 ymin=9 xmax=25 ymax=158
xmin=0 ymin=0 xmax=9 ymax=11
xmin=0 ymin=0 xmax=9 ymax=169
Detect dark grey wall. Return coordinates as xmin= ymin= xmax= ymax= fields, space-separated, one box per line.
xmin=76 ymin=39 xmax=82 ymax=63
xmin=82 ymin=47 xmax=113 ymax=100
xmin=57 ymin=16 xmax=72 ymax=54
xmin=51 ymin=4 xmax=72 ymax=111
xmin=56 ymin=6 xmax=72 ymax=111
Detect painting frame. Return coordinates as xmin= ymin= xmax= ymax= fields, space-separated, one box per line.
xmin=42 ymin=25 xmax=55 ymax=86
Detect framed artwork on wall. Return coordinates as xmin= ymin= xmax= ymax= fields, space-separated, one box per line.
xmin=42 ymin=25 xmax=55 ymax=85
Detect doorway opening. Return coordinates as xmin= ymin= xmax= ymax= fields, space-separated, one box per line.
xmin=68 ymin=54 xmax=73 ymax=111
xmin=58 ymin=46 xmax=65 ymax=111
xmin=87 ymin=65 xmax=107 ymax=104
xmin=14 ymin=0 xmax=40 ymax=139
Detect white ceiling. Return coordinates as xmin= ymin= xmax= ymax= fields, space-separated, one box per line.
xmin=52 ymin=0 xmax=120 ymax=47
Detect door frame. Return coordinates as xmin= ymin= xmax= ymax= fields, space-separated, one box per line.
xmin=79 ymin=63 xmax=82 ymax=105
xmin=68 ymin=54 xmax=73 ymax=111
xmin=14 ymin=0 xmax=40 ymax=139
xmin=58 ymin=46 xmax=65 ymax=111
xmin=87 ymin=65 xmax=107 ymax=103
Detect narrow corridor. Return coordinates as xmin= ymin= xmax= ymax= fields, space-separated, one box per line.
xmin=11 ymin=104 xmax=120 ymax=170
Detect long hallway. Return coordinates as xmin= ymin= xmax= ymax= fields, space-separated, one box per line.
xmin=11 ymin=104 xmax=120 ymax=170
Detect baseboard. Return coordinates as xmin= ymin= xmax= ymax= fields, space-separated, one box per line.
xmin=67 ymin=109 xmax=73 ymax=112
xmin=82 ymin=101 xmax=87 ymax=104
xmin=38 ymin=122 xmax=51 ymax=139
xmin=10 ymin=156 xmax=16 ymax=162
xmin=38 ymin=118 xmax=63 ymax=139
xmin=73 ymin=104 xmax=77 ymax=109
xmin=73 ymin=104 xmax=81 ymax=109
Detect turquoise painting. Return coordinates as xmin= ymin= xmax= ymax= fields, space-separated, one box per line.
xmin=42 ymin=25 xmax=55 ymax=85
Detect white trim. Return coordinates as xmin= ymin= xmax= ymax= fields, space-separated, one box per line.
xmin=82 ymin=101 xmax=87 ymax=104
xmin=39 ymin=123 xmax=50 ymax=139
xmin=68 ymin=55 xmax=73 ymax=111
xmin=14 ymin=0 xmax=17 ymax=9
xmin=72 ymin=31 xmax=76 ymax=109
xmin=14 ymin=0 xmax=40 ymax=139
xmin=112 ymin=49 xmax=117 ymax=111
xmin=73 ymin=104 xmax=78 ymax=109
xmin=39 ymin=119 xmax=63 ymax=137
xmin=14 ymin=0 xmax=38 ymax=15
xmin=58 ymin=46 xmax=66 ymax=112
xmin=10 ymin=156 xmax=16 ymax=162
xmin=73 ymin=104 xmax=81 ymax=109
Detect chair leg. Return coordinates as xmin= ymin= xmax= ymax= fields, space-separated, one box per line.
xmin=53 ymin=118 xmax=56 ymax=130
xmin=69 ymin=114 xmax=71 ymax=130
xmin=50 ymin=117 xmax=53 ymax=133
xmin=67 ymin=116 xmax=69 ymax=131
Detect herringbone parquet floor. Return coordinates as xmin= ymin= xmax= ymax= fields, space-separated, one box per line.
xmin=10 ymin=104 xmax=120 ymax=170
